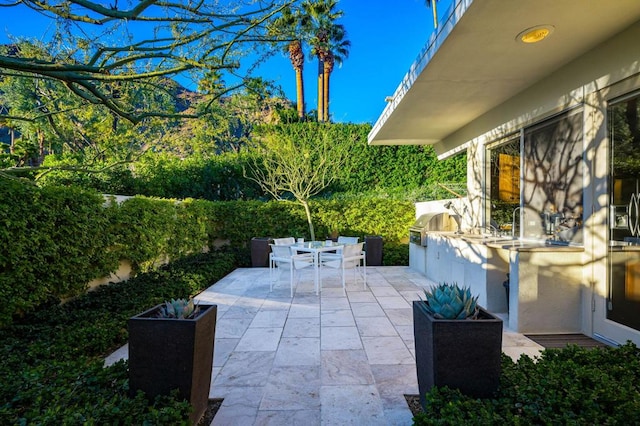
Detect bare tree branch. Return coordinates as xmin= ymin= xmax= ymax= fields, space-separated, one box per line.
xmin=0 ymin=0 xmax=296 ymax=123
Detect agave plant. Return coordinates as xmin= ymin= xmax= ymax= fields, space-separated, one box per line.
xmin=156 ymin=298 xmax=200 ymax=319
xmin=419 ymin=283 xmax=479 ymax=319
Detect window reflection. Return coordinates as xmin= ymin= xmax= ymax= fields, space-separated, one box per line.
xmin=487 ymin=138 xmax=520 ymax=234
xmin=522 ymin=109 xmax=584 ymax=244
xmin=608 ymin=91 xmax=640 ymax=331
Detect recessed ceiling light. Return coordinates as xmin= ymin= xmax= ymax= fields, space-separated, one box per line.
xmin=517 ymin=25 xmax=555 ymax=44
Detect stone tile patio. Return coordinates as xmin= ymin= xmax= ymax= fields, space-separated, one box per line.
xmin=190 ymin=266 xmax=544 ymax=425
xmin=103 ymin=266 xmax=543 ymax=424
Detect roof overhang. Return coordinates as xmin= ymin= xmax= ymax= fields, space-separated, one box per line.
xmin=367 ymin=0 xmax=640 ymax=156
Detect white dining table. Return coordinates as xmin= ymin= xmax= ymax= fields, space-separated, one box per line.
xmin=291 ymin=241 xmax=343 ymax=294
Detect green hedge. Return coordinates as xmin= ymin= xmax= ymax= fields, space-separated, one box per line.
xmin=37 ymin=124 xmax=467 ymax=201
xmin=211 ymin=198 xmax=414 ymax=255
xmin=0 ymin=180 xmax=119 ymax=325
xmin=0 ymin=182 xmax=415 ymax=325
xmin=0 ymin=250 xmax=237 ymax=424
xmin=37 ymin=152 xmax=263 ymax=201
xmin=414 ymin=343 xmax=640 ymax=424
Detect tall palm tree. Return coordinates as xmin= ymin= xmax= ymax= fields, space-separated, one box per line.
xmin=303 ymin=0 xmax=347 ymax=123
xmin=289 ymin=39 xmax=306 ymax=119
xmin=425 ymin=0 xmax=439 ymax=28
xmin=314 ymin=27 xmax=329 ymax=122
xmin=269 ymin=6 xmax=308 ymax=119
xmin=322 ymin=25 xmax=350 ymax=122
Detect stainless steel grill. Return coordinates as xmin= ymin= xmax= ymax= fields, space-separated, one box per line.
xmin=409 ymin=212 xmax=457 ymax=246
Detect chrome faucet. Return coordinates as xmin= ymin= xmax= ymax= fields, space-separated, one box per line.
xmin=512 ymin=206 xmax=521 ymax=239
xmin=444 ymin=201 xmax=464 ymax=234
xmin=487 ymin=224 xmax=499 ymax=237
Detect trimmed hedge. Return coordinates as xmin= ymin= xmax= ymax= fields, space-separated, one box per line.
xmin=0 ymin=180 xmax=119 ymax=324
xmin=414 ymin=343 xmax=640 ymax=425
xmin=37 ymin=124 xmax=467 ymax=201
xmin=0 ymin=181 xmax=414 ymax=325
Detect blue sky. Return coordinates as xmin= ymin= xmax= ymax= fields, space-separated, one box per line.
xmin=259 ymin=0 xmax=439 ymax=124
xmin=0 ymin=0 xmax=441 ymax=124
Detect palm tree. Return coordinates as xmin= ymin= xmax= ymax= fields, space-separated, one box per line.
xmin=269 ymin=6 xmax=308 ymax=119
xmin=289 ymin=39 xmax=306 ymax=119
xmin=303 ymin=0 xmax=347 ymax=123
xmin=313 ymin=27 xmax=329 ymax=123
xmin=322 ymin=25 xmax=350 ymax=122
xmin=425 ymin=0 xmax=439 ymax=28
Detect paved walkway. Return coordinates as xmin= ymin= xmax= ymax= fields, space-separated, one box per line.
xmin=190 ymin=266 xmax=543 ymax=425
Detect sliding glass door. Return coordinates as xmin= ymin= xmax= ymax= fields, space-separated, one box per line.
xmin=607 ymin=91 xmax=640 ymax=331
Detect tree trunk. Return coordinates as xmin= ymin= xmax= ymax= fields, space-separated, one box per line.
xmin=112 ymin=111 xmax=119 ymax=132
xmin=295 ymin=68 xmax=305 ymax=119
xmin=37 ymin=129 xmax=45 ymax=166
xmin=317 ymin=59 xmax=324 ymax=122
xmin=289 ymin=40 xmax=305 ymax=120
xmin=301 ymin=199 xmax=316 ymax=241
xmin=323 ymin=65 xmax=331 ymax=122
xmin=9 ymin=128 xmax=15 ymax=154
xmin=431 ymin=0 xmax=438 ymax=28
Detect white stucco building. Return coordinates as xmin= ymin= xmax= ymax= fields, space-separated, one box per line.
xmin=369 ymin=0 xmax=640 ymax=345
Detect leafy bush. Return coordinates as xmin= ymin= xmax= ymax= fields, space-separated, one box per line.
xmin=379 ymin=242 xmax=409 ymax=266
xmin=0 ymin=250 xmax=236 ymax=424
xmin=1 ymin=180 xmax=414 ymax=324
xmin=111 ymin=196 xmax=211 ymax=272
xmin=35 ymin=124 xmax=466 ymax=201
xmin=413 ymin=343 xmax=640 ymax=425
xmin=210 ymin=198 xmax=414 ymax=267
xmin=38 ymin=153 xmax=139 ymax=194
xmin=0 ymin=179 xmax=119 ymax=325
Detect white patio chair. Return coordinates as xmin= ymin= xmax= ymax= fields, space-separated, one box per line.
xmin=273 ymin=237 xmax=295 ymax=245
xmin=337 ymin=236 xmax=359 ymax=245
xmin=321 ymin=236 xmax=360 ymax=262
xmin=321 ymin=242 xmax=366 ymax=293
xmin=269 ymin=244 xmax=314 ymax=297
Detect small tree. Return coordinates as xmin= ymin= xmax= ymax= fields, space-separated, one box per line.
xmin=248 ymin=122 xmax=353 ymax=240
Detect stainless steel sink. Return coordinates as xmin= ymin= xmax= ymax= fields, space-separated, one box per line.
xmin=461 ymin=235 xmax=515 ymax=244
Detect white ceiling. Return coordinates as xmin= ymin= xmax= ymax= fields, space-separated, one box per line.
xmin=368 ymin=0 xmax=640 ymax=147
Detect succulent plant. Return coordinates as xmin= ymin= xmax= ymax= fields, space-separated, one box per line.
xmin=419 ymin=283 xmax=479 ymax=319
xmin=156 ymin=298 xmax=200 ymax=319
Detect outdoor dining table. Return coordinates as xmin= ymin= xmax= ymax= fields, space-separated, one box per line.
xmin=291 ymin=241 xmax=344 ymax=294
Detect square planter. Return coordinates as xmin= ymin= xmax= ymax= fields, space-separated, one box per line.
xmin=412 ymin=301 xmax=502 ymax=407
xmin=128 ymin=303 xmax=217 ymax=424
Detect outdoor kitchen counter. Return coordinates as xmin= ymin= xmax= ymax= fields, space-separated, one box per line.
xmin=422 ymin=232 xmax=510 ymax=313
xmin=431 ymin=232 xmax=586 ymax=251
xmin=484 ymin=241 xmax=584 ymax=252
xmin=424 ymin=232 xmax=586 ymax=334
xmin=608 ymin=245 xmax=640 ymax=252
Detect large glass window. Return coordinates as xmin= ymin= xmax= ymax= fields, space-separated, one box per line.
xmin=486 ymin=138 xmax=520 ymax=234
xmin=608 ymin=91 xmax=640 ymax=331
xmin=522 ymin=109 xmax=584 ymax=244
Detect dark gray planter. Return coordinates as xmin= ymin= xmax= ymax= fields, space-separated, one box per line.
xmin=412 ymin=301 xmax=502 ymax=408
xmin=128 ymin=303 xmax=217 ymax=424
xmin=364 ymin=235 xmax=383 ymax=266
xmin=251 ymin=237 xmax=272 ymax=267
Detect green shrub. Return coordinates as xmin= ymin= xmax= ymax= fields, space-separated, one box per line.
xmin=35 ymin=124 xmax=466 ymax=202
xmin=0 ymin=180 xmax=119 ymax=326
xmin=1 ymin=180 xmax=414 ymax=323
xmin=203 ymin=198 xmax=414 ymax=267
xmin=37 ymin=153 xmax=139 ymax=194
xmin=111 ymin=196 xmax=212 ymax=272
xmin=0 ymin=250 xmax=235 ymax=424
xmin=413 ymin=343 xmax=640 ymax=425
